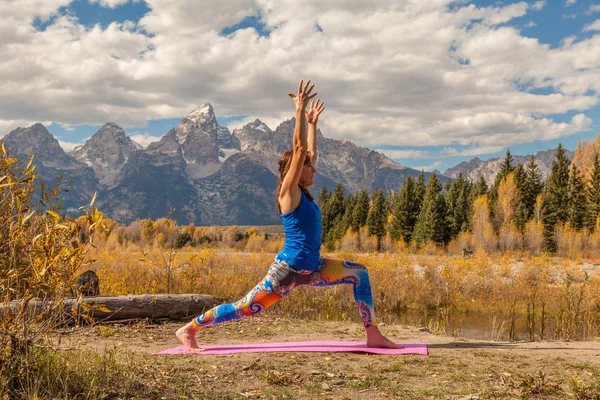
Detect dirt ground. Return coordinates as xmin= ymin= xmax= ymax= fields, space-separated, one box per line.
xmin=54 ymin=314 xmax=600 ymax=400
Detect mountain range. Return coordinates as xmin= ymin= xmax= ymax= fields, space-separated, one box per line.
xmin=2 ymin=104 xmax=573 ymax=225
xmin=443 ymin=149 xmax=574 ymax=184
xmin=2 ymin=104 xmax=439 ymax=225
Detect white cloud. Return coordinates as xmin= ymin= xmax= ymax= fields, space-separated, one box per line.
xmin=584 ymin=19 xmax=600 ymax=31
xmin=413 ymin=161 xmax=444 ymax=172
xmin=524 ymin=21 xmax=537 ymax=28
xmin=129 ymin=132 xmax=161 ymax=148
xmin=0 ymin=0 xmax=73 ymax=21
xmin=88 ymin=0 xmax=135 ymax=8
xmin=57 ymin=139 xmax=81 ymax=152
xmin=0 ymin=0 xmax=599 ymax=160
xmin=375 ymin=149 xmax=435 ymax=159
xmin=532 ymin=1 xmax=546 ymax=11
xmin=590 ymin=4 xmax=600 ymax=12
xmin=566 ymin=0 xmax=577 ymax=5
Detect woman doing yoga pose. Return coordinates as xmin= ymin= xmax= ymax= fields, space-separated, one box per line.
xmin=176 ymin=81 xmax=401 ymax=350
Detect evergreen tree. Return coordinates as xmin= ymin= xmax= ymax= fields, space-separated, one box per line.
xmin=490 ymin=150 xmax=515 ymax=226
xmin=472 ymin=175 xmax=489 ymax=199
xmin=587 ymin=154 xmax=600 ymax=231
xmin=322 ymin=183 xmax=345 ymax=248
xmin=390 ymin=176 xmax=418 ymax=242
xmin=385 ymin=189 xmax=397 ymax=217
xmin=513 ymin=164 xmax=526 ymax=194
xmin=513 ymin=164 xmax=526 ymax=229
xmin=490 ymin=150 xmax=515 ymax=202
xmin=445 ymin=173 xmax=471 ymax=239
xmin=318 ymin=186 xmax=329 ymax=208
xmin=351 ymin=189 xmax=369 ymax=232
xmin=334 ymin=194 xmax=356 ymax=241
xmin=413 ymin=174 xmax=447 ymax=245
xmin=414 ymin=171 xmax=426 ymax=215
xmin=367 ymin=188 xmax=387 ymax=249
xmin=517 ymin=155 xmax=544 ymax=229
xmin=457 ymin=178 xmax=473 ymax=232
xmin=542 ymin=144 xmax=571 ymax=252
xmin=498 ymin=149 xmax=515 ymax=179
xmin=567 ymin=164 xmax=586 ymax=230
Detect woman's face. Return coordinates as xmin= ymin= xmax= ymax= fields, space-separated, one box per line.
xmin=299 ymin=159 xmax=317 ymax=187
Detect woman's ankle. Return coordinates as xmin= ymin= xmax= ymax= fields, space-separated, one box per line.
xmin=365 ymin=326 xmax=382 ymax=337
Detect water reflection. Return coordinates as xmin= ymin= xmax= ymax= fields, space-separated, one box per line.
xmin=296 ymin=309 xmax=597 ymax=341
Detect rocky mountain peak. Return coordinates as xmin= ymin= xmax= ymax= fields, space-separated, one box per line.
xmin=177 ymin=103 xmax=218 ymax=143
xmin=443 ymin=149 xmax=574 ymax=184
xmin=272 ymin=117 xmax=325 ymax=141
xmin=234 ymin=119 xmax=280 ymax=153
xmin=146 ymin=129 xmax=180 ymax=154
xmin=4 ymin=123 xmax=62 ymax=156
xmin=186 ymin=103 xmax=215 ymax=123
xmin=249 ymin=119 xmax=272 ymax=132
xmin=99 ymin=121 xmax=121 ymax=132
xmin=70 ymin=122 xmax=142 ymax=186
xmin=9 ymin=122 xmax=52 ymax=139
xmin=96 ymin=122 xmax=126 ymax=140
xmin=78 ymin=122 xmax=141 ymax=149
xmin=2 ymin=124 xmax=96 ymax=208
xmin=172 ymin=104 xmax=226 ymax=180
xmin=274 ymin=118 xmax=295 ymax=134
xmin=3 ymin=109 xmax=439 ymax=225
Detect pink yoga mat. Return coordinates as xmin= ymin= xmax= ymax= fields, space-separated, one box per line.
xmin=154 ymin=341 xmax=428 ymax=356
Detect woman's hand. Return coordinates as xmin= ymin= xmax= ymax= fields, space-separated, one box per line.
xmin=288 ymin=80 xmax=317 ymax=112
xmin=306 ymin=99 xmax=325 ymax=125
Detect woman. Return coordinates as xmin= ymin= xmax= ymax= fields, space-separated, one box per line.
xmin=176 ymin=81 xmax=401 ymax=350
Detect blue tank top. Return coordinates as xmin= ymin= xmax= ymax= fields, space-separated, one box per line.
xmin=276 ymin=190 xmax=322 ymax=271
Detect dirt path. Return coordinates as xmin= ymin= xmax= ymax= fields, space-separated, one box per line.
xmin=55 ymin=315 xmax=600 ymax=399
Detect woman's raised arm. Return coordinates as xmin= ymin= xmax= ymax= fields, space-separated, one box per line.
xmin=306 ymin=99 xmax=325 ymax=165
xmin=278 ymin=80 xmax=317 ymax=211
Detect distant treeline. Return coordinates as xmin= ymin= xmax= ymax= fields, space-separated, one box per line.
xmin=318 ymin=143 xmax=600 ymax=255
xmin=81 ymin=139 xmax=600 ymax=257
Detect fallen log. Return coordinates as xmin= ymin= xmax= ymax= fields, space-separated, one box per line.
xmin=1 ymin=294 xmax=227 ymax=322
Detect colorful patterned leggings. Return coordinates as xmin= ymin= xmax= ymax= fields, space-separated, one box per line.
xmin=191 ymin=258 xmax=377 ymax=330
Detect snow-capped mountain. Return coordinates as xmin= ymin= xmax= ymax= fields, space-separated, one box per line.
xmin=70 ymin=122 xmax=142 ymax=187
xmin=173 ymin=103 xmax=240 ymax=179
xmin=2 ymin=104 xmax=438 ymax=225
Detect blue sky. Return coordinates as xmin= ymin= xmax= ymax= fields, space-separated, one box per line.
xmin=3 ymin=0 xmax=600 ymax=172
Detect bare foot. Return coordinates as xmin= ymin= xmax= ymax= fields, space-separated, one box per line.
xmin=365 ymin=327 xmax=404 ymax=349
xmin=367 ymin=336 xmax=404 ymax=349
xmin=176 ymin=323 xmax=205 ymax=352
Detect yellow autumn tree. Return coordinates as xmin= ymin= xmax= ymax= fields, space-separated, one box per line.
xmin=572 ymin=133 xmax=600 ymax=180
xmin=495 ymin=173 xmax=522 ymax=251
xmin=472 ymin=195 xmax=497 ymax=253
xmin=495 ymin=173 xmax=520 ymax=228
xmin=524 ymin=195 xmax=545 ymax=254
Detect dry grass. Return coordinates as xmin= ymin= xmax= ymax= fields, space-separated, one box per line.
xmin=47 ymin=316 xmax=600 ymax=400
xmin=88 ymin=242 xmax=600 ymax=342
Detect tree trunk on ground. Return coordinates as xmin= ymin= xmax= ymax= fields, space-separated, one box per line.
xmin=1 ymin=294 xmax=226 ymax=322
